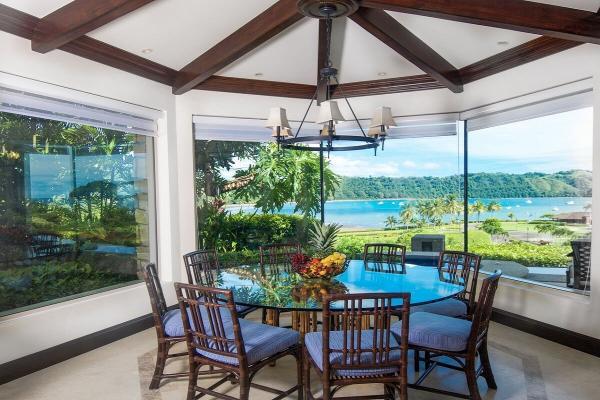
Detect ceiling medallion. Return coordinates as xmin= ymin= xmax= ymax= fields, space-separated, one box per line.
xmin=265 ymin=7 xmax=396 ymax=155
xmin=297 ymin=0 xmax=360 ymax=19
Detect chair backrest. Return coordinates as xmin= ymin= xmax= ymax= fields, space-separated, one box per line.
xmin=322 ymin=292 xmax=410 ymax=379
xmin=175 ymin=283 xmax=245 ymax=365
xmin=183 ymin=249 xmax=219 ymax=286
xmin=571 ymin=239 xmax=591 ymax=290
xmin=438 ymin=251 xmax=481 ymax=313
xmin=363 ymin=243 xmax=406 ymax=265
xmin=468 ymin=271 xmax=502 ymax=352
xmin=259 ymin=243 xmax=301 ymax=271
xmin=142 ymin=263 xmax=168 ymax=336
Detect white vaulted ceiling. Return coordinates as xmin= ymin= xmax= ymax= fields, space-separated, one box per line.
xmin=1 ymin=0 xmax=599 ymax=85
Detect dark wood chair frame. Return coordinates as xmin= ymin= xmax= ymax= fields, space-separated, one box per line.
xmin=569 ymin=239 xmax=591 ymax=291
xmin=437 ymin=251 xmax=482 ymax=317
xmin=142 ymin=263 xmax=188 ymax=389
xmin=303 ymin=292 xmax=411 ymax=400
xmin=259 ymin=242 xmax=302 ymax=274
xmin=414 ymin=251 xmax=482 ymax=372
xmin=183 ymin=249 xmax=257 ymax=318
xmin=408 ymin=272 xmax=502 ymax=400
xmin=363 ymin=243 xmax=406 ymax=266
xmin=175 ymin=282 xmax=303 ymax=400
xmin=258 ymin=243 xmax=311 ymax=328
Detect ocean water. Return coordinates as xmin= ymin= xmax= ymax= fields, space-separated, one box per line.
xmin=225 ymin=197 xmax=592 ymax=229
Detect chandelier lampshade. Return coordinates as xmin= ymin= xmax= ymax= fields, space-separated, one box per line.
xmin=368 ymin=106 xmax=396 ymax=137
xmin=266 ymin=107 xmax=292 ymax=137
xmin=316 ymin=100 xmax=346 ymax=124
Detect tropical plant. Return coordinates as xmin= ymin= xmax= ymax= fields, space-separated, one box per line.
xmin=308 ymin=221 xmax=342 ymax=258
xmin=487 ymin=201 xmax=502 ymax=215
xmin=443 ymin=194 xmax=462 ymax=223
xmin=507 ymin=212 xmax=516 ymax=222
xmin=399 ymin=204 xmax=417 ymax=228
xmin=384 ymin=216 xmax=398 ymax=230
xmin=232 ymin=144 xmax=340 ymax=217
xmin=480 ymin=218 xmax=507 ymax=237
xmin=470 ymin=200 xmax=487 ymax=222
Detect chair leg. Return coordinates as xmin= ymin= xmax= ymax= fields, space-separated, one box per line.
xmin=465 ymin=360 xmax=482 ymax=400
xmin=296 ymin=351 xmax=304 ymax=400
xmin=399 ymin=382 xmax=409 ymax=400
xmin=303 ymin=348 xmax=312 ymax=399
xmin=384 ymin=384 xmax=396 ymax=400
xmin=239 ymin=372 xmax=251 ymax=400
xmin=149 ymin=341 xmax=167 ymax=390
xmin=186 ymin=361 xmax=199 ymax=400
xmin=413 ymin=349 xmax=420 ymax=372
xmin=479 ymin=341 xmax=498 ymax=389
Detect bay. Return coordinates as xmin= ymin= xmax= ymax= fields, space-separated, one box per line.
xmin=225 ymin=197 xmax=592 ymax=229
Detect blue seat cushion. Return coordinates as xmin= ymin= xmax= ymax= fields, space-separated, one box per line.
xmin=162 ymin=303 xmax=254 ymax=338
xmin=305 ymin=330 xmax=401 ymax=377
xmin=196 ymin=319 xmax=299 ymax=365
xmin=392 ymin=312 xmax=471 ymax=352
xmin=411 ymin=298 xmax=467 ymax=318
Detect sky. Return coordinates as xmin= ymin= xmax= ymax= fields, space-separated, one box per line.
xmin=220 ymin=107 xmax=593 ymax=178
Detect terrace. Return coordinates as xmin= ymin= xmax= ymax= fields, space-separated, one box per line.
xmin=1 ymin=1 xmax=600 ymax=399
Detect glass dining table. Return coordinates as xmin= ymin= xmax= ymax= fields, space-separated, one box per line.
xmin=214 ymin=259 xmax=465 ymax=335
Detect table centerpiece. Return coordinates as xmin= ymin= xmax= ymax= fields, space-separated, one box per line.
xmin=291 ymin=221 xmax=349 ymax=280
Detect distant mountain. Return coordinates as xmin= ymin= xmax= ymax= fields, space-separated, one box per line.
xmin=334 ymin=170 xmax=592 ymax=199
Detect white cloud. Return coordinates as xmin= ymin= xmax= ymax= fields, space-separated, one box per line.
xmin=423 ymin=162 xmax=440 ymax=170
xmin=402 ymin=160 xmax=416 ymax=168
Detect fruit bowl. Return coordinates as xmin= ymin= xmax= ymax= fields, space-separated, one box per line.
xmin=291 ymin=252 xmax=349 ymax=280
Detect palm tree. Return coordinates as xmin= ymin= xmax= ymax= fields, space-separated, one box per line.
xmin=507 ymin=212 xmax=516 ymax=222
xmin=415 ymin=199 xmax=433 ymax=225
xmin=487 ymin=201 xmax=502 ymax=215
xmin=384 ymin=216 xmax=398 ymax=230
xmin=443 ymin=194 xmax=462 ymax=224
xmin=430 ymin=198 xmax=447 ymax=226
xmin=399 ymin=204 xmax=416 ymax=229
xmin=471 ymin=200 xmax=487 ymax=223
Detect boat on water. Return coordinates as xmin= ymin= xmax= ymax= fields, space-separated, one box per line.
xmin=377 ymin=201 xmax=384 ymax=205
xmin=506 ymin=206 xmax=512 ymax=210
xmin=566 ymin=201 xmax=575 ymax=205
xmin=552 ymin=207 xmax=560 ymax=211
xmin=525 ymin=199 xmax=533 ymax=204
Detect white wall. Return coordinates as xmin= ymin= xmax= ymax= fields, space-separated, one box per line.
xmin=0 ymin=32 xmax=180 ymax=363
xmin=1 ymin=30 xmax=600 ymax=365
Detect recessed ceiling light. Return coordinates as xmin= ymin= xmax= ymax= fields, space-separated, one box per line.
xmin=254 ymin=72 xmax=264 ymax=77
xmin=497 ymin=41 xmax=510 ymax=46
xmin=141 ymin=48 xmax=153 ymax=54
xmin=377 ymin=72 xmax=387 ymax=77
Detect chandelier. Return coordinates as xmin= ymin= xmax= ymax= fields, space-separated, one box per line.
xmin=265 ymin=1 xmax=396 ymax=155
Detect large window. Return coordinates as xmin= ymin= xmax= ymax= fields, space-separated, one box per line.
xmin=467 ymin=107 xmax=592 ymax=293
xmin=194 ymin=103 xmax=593 ymax=295
xmin=0 ymin=112 xmax=154 ymax=315
xmin=193 ymin=115 xmax=462 ymax=266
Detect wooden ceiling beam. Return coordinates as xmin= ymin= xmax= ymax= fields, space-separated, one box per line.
xmin=316 ymin=19 xmax=329 ymax=104
xmin=195 ymin=76 xmax=316 ymax=99
xmin=331 ymin=75 xmax=444 ymax=98
xmin=350 ymin=7 xmax=462 ymax=93
xmin=360 ymin=0 xmax=600 ymax=45
xmin=32 ymin=0 xmax=154 ymax=53
xmin=172 ymin=0 xmax=304 ymax=95
xmin=0 ymin=5 xmax=584 ymax=101
xmin=459 ymin=36 xmax=581 ymax=84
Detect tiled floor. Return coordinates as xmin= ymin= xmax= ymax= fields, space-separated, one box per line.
xmin=1 ymin=312 xmax=599 ymax=400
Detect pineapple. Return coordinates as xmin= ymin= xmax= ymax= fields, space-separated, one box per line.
xmin=308 ymin=221 xmax=341 ymax=258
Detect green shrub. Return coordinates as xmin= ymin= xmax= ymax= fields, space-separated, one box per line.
xmin=0 ymin=261 xmax=138 ymax=312
xmin=199 ymin=210 xmax=313 ymax=252
xmin=470 ymin=241 xmax=570 ymax=267
xmin=480 ymin=218 xmax=508 ymax=236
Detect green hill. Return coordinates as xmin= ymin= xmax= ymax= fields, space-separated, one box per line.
xmin=334 ymin=170 xmax=592 ymax=199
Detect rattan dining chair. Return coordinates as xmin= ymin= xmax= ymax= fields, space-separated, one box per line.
xmin=142 ymin=263 xmax=187 ymax=389
xmin=259 ymin=243 xmax=311 ymax=328
xmin=363 ymin=243 xmax=406 ymax=265
xmin=259 ymin=242 xmax=301 ymax=274
xmin=175 ymin=283 xmax=303 ymax=400
xmin=394 ymin=271 xmax=502 ymax=400
xmin=412 ymin=251 xmax=482 ymax=319
xmin=183 ymin=249 xmax=257 ymax=318
xmin=303 ymin=292 xmax=411 ymax=400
